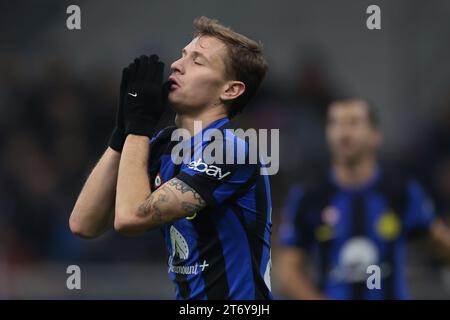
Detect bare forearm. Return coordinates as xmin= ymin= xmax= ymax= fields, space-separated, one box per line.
xmin=69 ymin=147 xmax=120 ymax=238
xmin=431 ymin=218 xmax=450 ymax=254
xmin=281 ymin=269 xmax=326 ymax=300
xmin=115 ymin=135 xmax=153 ymax=233
xmin=114 ymin=135 xmax=206 ymax=235
xmin=278 ymin=249 xmax=326 ymax=300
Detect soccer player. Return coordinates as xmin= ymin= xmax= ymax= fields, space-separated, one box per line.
xmin=69 ymin=17 xmax=272 ymax=300
xmin=277 ymin=98 xmax=450 ymax=299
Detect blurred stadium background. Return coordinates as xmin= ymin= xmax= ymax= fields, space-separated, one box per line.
xmin=1 ymin=0 xmax=450 ymax=299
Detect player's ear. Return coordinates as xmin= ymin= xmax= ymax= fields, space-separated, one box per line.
xmin=377 ymin=131 xmax=383 ymax=146
xmin=220 ymin=81 xmax=245 ymax=103
xmin=373 ymin=129 xmax=382 ymax=148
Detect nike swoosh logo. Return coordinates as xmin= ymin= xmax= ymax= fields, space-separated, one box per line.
xmin=128 ymin=92 xmax=138 ymax=97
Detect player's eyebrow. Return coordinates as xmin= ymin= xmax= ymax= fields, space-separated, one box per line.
xmin=182 ymin=48 xmax=209 ymax=63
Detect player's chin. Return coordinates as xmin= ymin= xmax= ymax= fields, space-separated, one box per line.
xmin=334 ymin=150 xmax=357 ymax=161
xmin=168 ymin=92 xmax=180 ymax=106
xmin=168 ymin=96 xmax=186 ymax=113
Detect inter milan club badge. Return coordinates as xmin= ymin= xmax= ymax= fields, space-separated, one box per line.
xmin=154 ymin=172 xmax=162 ymax=189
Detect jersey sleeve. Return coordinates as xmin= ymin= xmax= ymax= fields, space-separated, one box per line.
xmin=278 ymin=184 xmax=313 ymax=249
xmin=175 ymin=133 xmax=258 ymax=207
xmin=403 ymin=180 xmax=436 ymax=232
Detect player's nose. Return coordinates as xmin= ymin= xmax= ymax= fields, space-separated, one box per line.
xmin=170 ymin=57 xmax=184 ymax=75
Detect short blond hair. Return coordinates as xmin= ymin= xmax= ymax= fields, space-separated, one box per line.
xmin=193 ymin=16 xmax=268 ymax=118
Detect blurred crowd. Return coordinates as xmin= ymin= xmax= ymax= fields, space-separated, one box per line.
xmin=1 ymin=50 xmax=450 ymax=295
xmin=0 ymin=53 xmax=168 ymax=267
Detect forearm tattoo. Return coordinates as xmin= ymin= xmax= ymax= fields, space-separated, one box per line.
xmin=137 ymin=178 xmax=206 ymax=223
xmin=167 ymin=178 xmax=206 ymax=208
xmin=137 ymin=188 xmax=169 ymax=222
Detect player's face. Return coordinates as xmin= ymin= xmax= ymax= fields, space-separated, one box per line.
xmin=326 ymin=102 xmax=381 ymax=164
xmin=168 ymin=36 xmax=229 ymax=114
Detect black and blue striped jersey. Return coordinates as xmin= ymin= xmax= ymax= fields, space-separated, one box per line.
xmin=149 ymin=117 xmax=273 ymax=300
xmin=279 ymin=168 xmax=435 ymax=299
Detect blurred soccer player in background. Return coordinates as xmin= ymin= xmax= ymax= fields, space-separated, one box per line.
xmin=69 ymin=17 xmax=272 ymax=300
xmin=277 ymin=98 xmax=450 ymax=299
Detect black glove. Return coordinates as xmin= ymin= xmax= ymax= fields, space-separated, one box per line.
xmin=123 ymin=54 xmax=166 ymax=138
xmin=108 ymin=67 xmax=129 ymax=152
